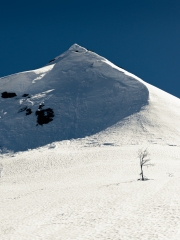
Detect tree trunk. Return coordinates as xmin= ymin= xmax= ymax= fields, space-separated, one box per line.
xmin=141 ymin=165 xmax=144 ymax=181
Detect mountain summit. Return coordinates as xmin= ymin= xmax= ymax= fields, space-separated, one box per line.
xmin=0 ymin=44 xmax=179 ymax=152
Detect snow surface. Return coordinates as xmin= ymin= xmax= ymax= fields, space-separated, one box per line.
xmin=0 ymin=44 xmax=180 ymax=239
xmin=0 ymin=44 xmax=149 ymax=152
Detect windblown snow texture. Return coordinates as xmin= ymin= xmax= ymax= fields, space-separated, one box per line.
xmin=0 ymin=44 xmax=149 ymax=151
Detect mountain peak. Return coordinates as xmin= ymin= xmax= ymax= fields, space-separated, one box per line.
xmin=68 ymin=43 xmax=87 ymax=53
xmin=0 ymin=45 xmax=179 ymax=152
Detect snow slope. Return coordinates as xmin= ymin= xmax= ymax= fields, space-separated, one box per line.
xmin=0 ymin=44 xmax=149 ymax=152
xmin=0 ymin=44 xmax=180 ymax=240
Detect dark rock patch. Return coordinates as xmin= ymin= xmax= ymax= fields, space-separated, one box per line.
xmin=103 ymin=143 xmax=114 ymax=146
xmin=36 ymin=108 xmax=54 ymax=125
xmin=22 ymin=94 xmax=29 ymax=97
xmin=38 ymin=103 xmax=44 ymax=110
xmin=18 ymin=106 xmax=27 ymax=113
xmin=26 ymin=108 xmax=32 ymax=115
xmin=49 ymin=59 xmax=55 ymax=63
xmin=1 ymin=92 xmax=17 ymax=98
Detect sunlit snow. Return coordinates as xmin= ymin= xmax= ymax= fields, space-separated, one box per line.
xmin=0 ymin=44 xmax=180 ymax=240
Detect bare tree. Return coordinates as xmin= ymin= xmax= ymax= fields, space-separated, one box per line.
xmin=138 ymin=148 xmax=152 ymax=181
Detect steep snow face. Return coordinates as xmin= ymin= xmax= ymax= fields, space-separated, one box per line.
xmin=0 ymin=44 xmax=149 ymax=152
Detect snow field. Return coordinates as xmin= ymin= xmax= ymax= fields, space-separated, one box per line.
xmin=0 ymin=142 xmax=180 ymax=240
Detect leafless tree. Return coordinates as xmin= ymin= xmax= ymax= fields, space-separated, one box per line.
xmin=138 ymin=148 xmax=152 ymax=181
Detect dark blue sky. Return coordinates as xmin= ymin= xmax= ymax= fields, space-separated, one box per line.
xmin=0 ymin=0 xmax=179 ymax=98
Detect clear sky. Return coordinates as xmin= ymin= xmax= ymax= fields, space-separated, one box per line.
xmin=0 ymin=0 xmax=179 ymax=98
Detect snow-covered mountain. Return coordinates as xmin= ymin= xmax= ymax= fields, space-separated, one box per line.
xmin=1 ymin=44 xmax=179 ymax=152
xmin=0 ymin=44 xmax=149 ymax=152
xmin=0 ymin=44 xmax=180 ymax=240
